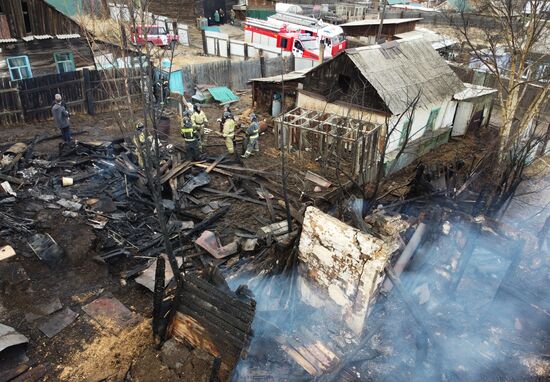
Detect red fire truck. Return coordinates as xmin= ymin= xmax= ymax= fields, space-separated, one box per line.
xmin=244 ymin=12 xmax=346 ymax=60
xmin=244 ymin=19 xmax=322 ymax=59
xmin=130 ymin=25 xmax=179 ymax=49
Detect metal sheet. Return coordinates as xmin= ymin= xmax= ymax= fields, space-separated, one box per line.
xmin=38 ymin=308 xmax=78 ymax=338
xmin=0 ymin=324 xmax=28 ymax=353
xmin=207 ymin=87 xmax=240 ymax=104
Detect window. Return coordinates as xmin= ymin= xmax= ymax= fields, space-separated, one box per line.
xmin=294 ymin=40 xmax=303 ymax=51
xmin=425 ymin=108 xmax=440 ymax=132
xmin=6 ymin=56 xmax=32 ymax=80
xmin=54 ymin=52 xmax=76 ymax=73
xmin=399 ymin=118 xmax=413 ymax=147
xmin=146 ymin=27 xmax=166 ymax=35
xmin=280 ymin=38 xmax=288 ymax=49
xmin=21 ymin=0 xmax=31 ymax=34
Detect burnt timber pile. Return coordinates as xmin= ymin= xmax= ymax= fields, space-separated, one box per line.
xmin=0 ymin=125 xmax=549 ymax=381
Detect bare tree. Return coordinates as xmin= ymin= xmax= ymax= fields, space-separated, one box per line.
xmin=451 ymin=0 xmax=550 ymax=211
xmin=76 ymin=0 xmax=184 ymax=283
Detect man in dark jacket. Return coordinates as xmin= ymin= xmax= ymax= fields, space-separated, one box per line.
xmin=51 ymin=94 xmax=71 ymax=143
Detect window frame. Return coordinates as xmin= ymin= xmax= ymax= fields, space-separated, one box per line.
xmin=54 ymin=52 xmax=76 ymax=74
xmin=425 ymin=108 xmax=440 ymax=132
xmin=6 ymin=55 xmax=32 ymax=80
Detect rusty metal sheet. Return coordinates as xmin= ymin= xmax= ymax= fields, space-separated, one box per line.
xmin=82 ymin=296 xmax=141 ymax=332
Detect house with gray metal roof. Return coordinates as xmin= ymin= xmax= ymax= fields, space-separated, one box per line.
xmin=291 ymin=38 xmax=495 ymax=173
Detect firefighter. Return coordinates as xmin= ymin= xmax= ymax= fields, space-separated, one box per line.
xmin=132 ymin=122 xmax=146 ymax=167
xmin=181 ymin=111 xmax=199 ymax=160
xmin=242 ymin=113 xmax=260 ymax=158
xmin=219 ymin=106 xmax=231 ymax=133
xmin=154 ymin=75 xmax=169 ymax=104
xmin=191 ymin=104 xmax=208 ymax=150
xmin=222 ymin=111 xmax=236 ymax=154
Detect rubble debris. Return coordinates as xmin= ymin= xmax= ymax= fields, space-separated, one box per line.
xmin=0 ymin=323 xmax=28 ymax=353
xmin=275 ymin=335 xmax=339 ymax=376
xmin=298 ymin=206 xmax=408 ymax=333
xmin=181 ymin=172 xmax=211 ymax=193
xmin=305 ymin=170 xmax=332 ymax=188
xmin=82 ymin=296 xmax=141 ymax=332
xmin=56 ymin=199 xmax=82 ymax=211
xmin=0 ymin=262 xmax=30 ymax=292
xmin=256 ymin=221 xmax=290 ymax=240
xmin=1 ymin=181 xmax=17 ymax=197
xmin=0 ymin=364 xmax=30 ymax=382
xmin=167 ymin=274 xmax=256 ymax=381
xmin=38 ymin=308 xmax=79 ymax=338
xmin=25 ymin=297 xmax=63 ymax=322
xmin=62 ymin=177 xmax=74 ymax=187
xmin=28 ymin=234 xmax=64 ymax=267
xmin=8 ymin=363 xmax=48 ymax=382
xmin=160 ymin=338 xmax=191 ymax=374
xmin=0 ymin=245 xmax=16 ymax=261
xmin=135 ymin=255 xmax=183 ymax=292
xmin=382 ymin=222 xmax=427 ymax=292
xmin=195 ymin=230 xmax=238 ymax=259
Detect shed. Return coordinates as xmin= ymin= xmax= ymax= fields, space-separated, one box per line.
xmin=452 ymin=83 xmax=497 ymax=136
xmin=248 ymin=69 xmax=309 ymax=115
xmin=340 ymin=18 xmax=422 ymax=40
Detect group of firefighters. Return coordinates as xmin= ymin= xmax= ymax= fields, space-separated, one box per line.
xmin=133 ymin=104 xmax=261 ymax=166
xmin=181 ymin=104 xmax=260 ymax=160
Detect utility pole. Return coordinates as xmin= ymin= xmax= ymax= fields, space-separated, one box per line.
xmin=376 ymin=0 xmax=387 ymax=44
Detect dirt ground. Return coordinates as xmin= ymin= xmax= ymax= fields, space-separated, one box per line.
xmin=0 ymin=94 xmax=292 ymax=381
xmin=1 ymin=95 xmax=546 ymax=381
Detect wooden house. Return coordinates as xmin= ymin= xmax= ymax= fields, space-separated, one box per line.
xmin=277 ymin=39 xmax=494 ymax=177
xmin=0 ymin=0 xmax=96 ymax=79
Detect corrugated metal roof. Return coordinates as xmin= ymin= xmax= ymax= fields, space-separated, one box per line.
xmin=394 ymin=28 xmax=458 ymax=49
xmin=249 ymin=68 xmax=312 ymax=83
xmin=347 ymin=39 xmax=465 ymax=114
xmin=22 ymin=35 xmax=53 ymax=41
xmin=453 ymin=83 xmax=497 ymax=101
xmin=56 ymin=34 xmax=81 ymax=39
xmin=208 ymin=87 xmax=240 ymax=104
xmin=44 ymin=0 xmax=82 ymax=17
xmin=0 ymin=38 xmax=18 ymax=44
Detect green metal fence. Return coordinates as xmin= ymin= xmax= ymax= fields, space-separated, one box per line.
xmin=246 ymin=9 xmax=276 ymax=20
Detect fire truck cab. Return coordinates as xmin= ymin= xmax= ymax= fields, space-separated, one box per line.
xmin=245 ymin=17 xmax=344 ymax=60
xmin=267 ymin=12 xmax=347 ymax=57
xmin=277 ymin=33 xmax=320 ymax=59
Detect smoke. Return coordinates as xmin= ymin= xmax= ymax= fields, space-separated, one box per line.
xmin=225 ymin=211 xmax=550 ymax=381
xmin=364 ymin=219 xmax=550 ymax=381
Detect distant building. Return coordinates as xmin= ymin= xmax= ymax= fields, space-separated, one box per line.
xmin=340 ymin=18 xmax=421 ymax=41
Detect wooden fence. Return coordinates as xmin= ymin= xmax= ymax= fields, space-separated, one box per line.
xmin=0 ymin=68 xmax=144 ymax=126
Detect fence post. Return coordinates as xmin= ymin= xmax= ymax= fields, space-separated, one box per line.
xmin=259 ymin=49 xmax=265 ymax=77
xmin=201 ymin=29 xmax=208 ymax=55
xmin=14 ymin=86 xmax=25 ymax=123
xmin=83 ymin=68 xmax=95 ymax=115
xmin=244 ymin=43 xmax=249 ymax=61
